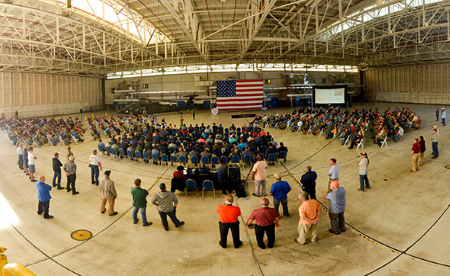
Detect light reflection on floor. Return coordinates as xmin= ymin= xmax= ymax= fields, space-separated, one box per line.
xmin=0 ymin=192 xmax=20 ymax=230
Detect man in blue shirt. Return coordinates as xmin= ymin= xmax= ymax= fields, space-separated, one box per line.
xmin=323 ymin=180 xmax=346 ymax=235
xmin=327 ymin=158 xmax=339 ymax=193
xmin=237 ymin=140 xmax=247 ymax=152
xmin=36 ymin=175 xmax=53 ymax=219
xmin=269 ymin=173 xmax=292 ymax=217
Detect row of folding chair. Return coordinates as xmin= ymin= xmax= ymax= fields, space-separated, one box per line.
xmin=184 ymin=179 xmax=215 ymax=198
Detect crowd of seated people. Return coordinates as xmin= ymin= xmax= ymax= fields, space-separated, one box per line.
xmin=251 ymin=105 xmax=420 ymax=150
xmin=3 ymin=116 xmax=86 ymax=146
xmin=93 ymin=115 xmax=288 ymax=167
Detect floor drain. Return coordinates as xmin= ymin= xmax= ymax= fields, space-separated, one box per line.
xmin=71 ymin=229 xmax=93 ymax=241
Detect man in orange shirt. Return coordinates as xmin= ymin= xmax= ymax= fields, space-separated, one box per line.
xmin=217 ymin=195 xmax=243 ymax=249
xmin=295 ymin=191 xmax=320 ymax=245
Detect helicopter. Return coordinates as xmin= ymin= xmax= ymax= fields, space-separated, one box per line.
xmin=117 ymin=95 xmax=197 ymax=115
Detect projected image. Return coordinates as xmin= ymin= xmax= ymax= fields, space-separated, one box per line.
xmin=314 ymin=87 xmax=346 ymax=104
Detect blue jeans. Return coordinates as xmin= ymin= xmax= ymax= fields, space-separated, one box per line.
xmin=442 ymin=118 xmax=446 ymax=126
xmin=359 ymin=174 xmax=370 ymax=191
xmin=273 ymin=197 xmax=289 ymax=217
xmin=132 ymin=206 xmax=148 ymax=225
xmin=432 ymin=142 xmax=438 ymax=158
xmin=91 ymin=165 xmax=99 ymax=185
xmin=53 ymin=172 xmax=61 ymax=188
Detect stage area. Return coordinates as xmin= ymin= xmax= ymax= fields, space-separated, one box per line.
xmin=231 ymin=114 xmax=257 ymax=119
xmin=0 ymin=103 xmax=449 ymax=276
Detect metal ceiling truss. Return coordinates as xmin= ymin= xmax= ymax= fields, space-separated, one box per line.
xmin=0 ymin=0 xmax=448 ymax=75
xmin=262 ymin=0 xmax=450 ymax=67
xmin=0 ymin=1 xmax=185 ymax=76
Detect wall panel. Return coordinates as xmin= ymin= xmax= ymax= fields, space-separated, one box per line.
xmin=0 ymin=72 xmax=102 ymax=117
xmin=364 ymin=63 xmax=450 ymax=105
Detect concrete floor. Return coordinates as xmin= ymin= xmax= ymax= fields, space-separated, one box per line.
xmin=0 ymin=103 xmax=449 ymax=276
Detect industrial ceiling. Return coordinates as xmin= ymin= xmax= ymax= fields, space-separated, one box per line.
xmin=0 ymin=0 xmax=448 ymax=76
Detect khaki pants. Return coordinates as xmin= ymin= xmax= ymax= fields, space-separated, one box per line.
xmin=419 ymin=152 xmax=424 ymax=165
xmin=101 ymin=197 xmax=116 ymax=214
xmin=411 ymin=153 xmax=420 ymax=172
xmin=296 ymin=222 xmax=317 ymax=245
xmin=327 ymin=178 xmax=338 ymax=193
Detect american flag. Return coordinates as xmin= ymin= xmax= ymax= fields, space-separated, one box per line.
xmin=216 ymin=79 xmax=264 ymax=110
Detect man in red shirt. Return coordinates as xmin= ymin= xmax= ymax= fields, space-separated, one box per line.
xmin=246 ymin=198 xmax=280 ymax=249
xmin=217 ymin=195 xmax=243 ymax=248
xmin=411 ymin=138 xmax=421 ymax=172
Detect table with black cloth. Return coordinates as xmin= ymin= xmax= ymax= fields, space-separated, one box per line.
xmin=184 ymin=171 xmax=221 ymax=190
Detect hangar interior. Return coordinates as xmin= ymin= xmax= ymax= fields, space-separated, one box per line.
xmin=0 ymin=0 xmax=449 ymax=275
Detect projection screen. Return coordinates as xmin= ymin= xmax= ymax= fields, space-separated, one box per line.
xmin=314 ymin=87 xmax=347 ymax=105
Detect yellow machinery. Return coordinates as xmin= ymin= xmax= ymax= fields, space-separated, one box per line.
xmin=0 ymin=247 xmax=36 ymax=276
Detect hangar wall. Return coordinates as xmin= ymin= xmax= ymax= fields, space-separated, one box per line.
xmin=105 ymin=71 xmax=359 ymax=105
xmin=364 ymin=63 xmax=450 ymax=104
xmin=0 ymin=72 xmax=103 ymax=118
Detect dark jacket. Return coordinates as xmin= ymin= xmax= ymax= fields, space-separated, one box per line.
xmin=52 ymin=157 xmax=63 ymax=173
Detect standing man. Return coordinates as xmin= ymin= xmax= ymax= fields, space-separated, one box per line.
xmin=252 ymin=156 xmax=268 ymax=197
xmin=357 ymin=153 xmax=370 ymax=192
xmin=28 ymin=147 xmax=37 ymax=182
xmin=180 ymin=116 xmax=184 ymax=128
xmin=217 ymin=158 xmax=230 ymax=195
xmin=216 ymin=195 xmax=243 ymax=249
xmin=192 ymin=107 xmax=196 ymax=120
xmin=411 ymin=138 xmax=421 ymax=172
xmin=36 ymin=175 xmax=53 ymax=219
xmin=300 ymin=165 xmax=318 ymax=200
xmin=22 ymin=145 xmax=29 ymax=176
xmin=419 ymin=136 xmax=426 ymax=165
xmin=431 ymin=128 xmax=439 ymax=159
xmin=151 ymin=183 xmax=185 ymax=231
xmin=99 ymin=170 xmax=118 ymax=216
xmin=63 ymin=156 xmax=79 ymax=195
xmin=323 ymin=180 xmax=346 ymax=235
xmin=17 ymin=143 xmax=23 ymax=171
xmin=441 ymin=108 xmax=446 ymax=126
xmin=327 ymin=158 xmax=339 ymax=193
xmin=89 ymin=150 xmax=102 ymax=186
xmin=269 ymin=173 xmax=291 ymax=218
xmin=67 ymin=146 xmax=74 ymax=161
xmin=52 ymin=153 xmax=64 ymax=190
xmin=246 ymin=198 xmax=279 ymax=249
xmin=295 ymin=191 xmax=320 ymax=245
xmin=131 ymin=179 xmax=152 ymax=226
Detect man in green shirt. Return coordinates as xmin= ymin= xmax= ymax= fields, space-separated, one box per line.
xmin=130 ymin=179 xmax=152 ymax=226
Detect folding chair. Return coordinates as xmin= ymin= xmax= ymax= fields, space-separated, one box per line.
xmin=202 ymin=180 xmax=215 ymax=198
xmin=381 ymin=137 xmax=388 ymax=148
xmin=356 ymin=138 xmax=365 ymax=150
xmin=185 ymin=179 xmax=197 ymax=197
xmin=161 ymin=154 xmax=169 ymax=166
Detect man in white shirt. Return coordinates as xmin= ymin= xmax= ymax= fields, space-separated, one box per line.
xmin=357 ymin=153 xmax=370 ymax=192
xmin=17 ymin=143 xmax=23 ymax=171
xmin=90 ymin=150 xmax=102 ymax=186
xmin=28 ymin=147 xmax=37 ymax=182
